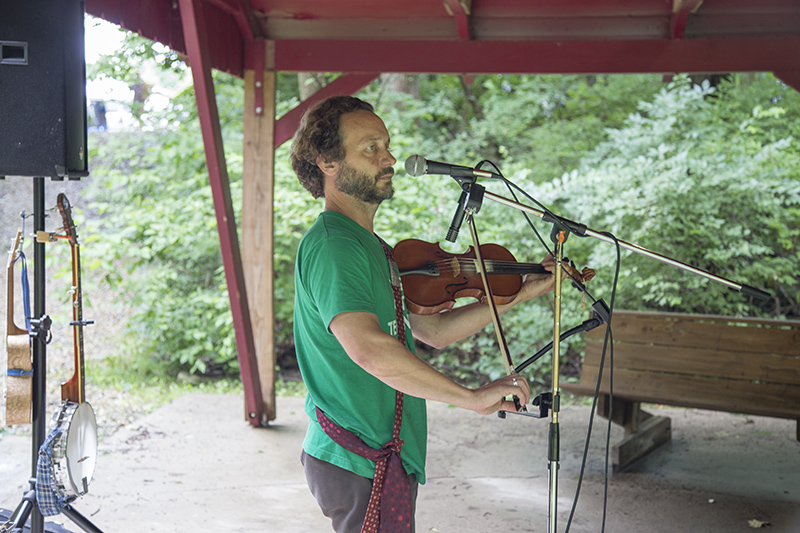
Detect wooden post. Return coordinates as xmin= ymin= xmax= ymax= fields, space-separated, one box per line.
xmin=243 ymin=39 xmax=277 ymax=422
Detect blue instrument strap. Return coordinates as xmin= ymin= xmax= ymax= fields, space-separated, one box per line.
xmin=7 ymin=213 xmax=34 ymax=377
xmin=7 ymin=369 xmax=33 ymax=377
xmin=19 ymin=213 xmax=32 ymax=332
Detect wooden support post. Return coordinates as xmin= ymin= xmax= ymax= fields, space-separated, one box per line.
xmin=243 ymin=39 xmax=277 ymax=422
xmin=598 ymin=394 xmax=672 ymax=473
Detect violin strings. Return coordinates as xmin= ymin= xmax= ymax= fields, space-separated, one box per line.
xmin=431 ymin=258 xmax=545 ymax=275
xmin=436 ymin=259 xmax=529 ymax=273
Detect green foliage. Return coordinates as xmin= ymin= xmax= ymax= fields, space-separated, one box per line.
xmin=84 ymin=72 xmax=245 ymax=375
xmin=84 ymin=48 xmax=800 ymax=389
xmin=368 ymin=74 xmax=663 ymax=182
xmin=88 ymin=32 xmax=188 ymax=124
xmin=273 ymin=144 xmax=323 ymax=346
xmin=87 ymin=33 xmax=186 ymax=84
xmin=542 ymin=75 xmax=800 ymax=318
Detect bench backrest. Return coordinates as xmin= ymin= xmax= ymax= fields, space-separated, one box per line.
xmin=581 ymin=311 xmax=800 ymax=420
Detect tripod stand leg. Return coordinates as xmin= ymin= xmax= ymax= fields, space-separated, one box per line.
xmin=0 ymin=486 xmax=36 ymax=533
xmin=0 ymin=483 xmax=104 ymax=533
xmin=61 ymin=506 xmax=104 ymax=533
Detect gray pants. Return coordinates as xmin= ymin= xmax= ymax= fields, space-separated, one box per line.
xmin=301 ymin=451 xmax=419 ymax=533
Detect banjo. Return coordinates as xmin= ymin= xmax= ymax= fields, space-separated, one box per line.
xmin=37 ymin=193 xmax=97 ymax=512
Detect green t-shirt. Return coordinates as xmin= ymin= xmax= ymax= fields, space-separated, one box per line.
xmin=294 ymin=211 xmax=428 ymax=484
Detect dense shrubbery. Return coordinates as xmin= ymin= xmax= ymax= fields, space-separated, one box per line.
xmin=545 ymin=77 xmax=800 ymax=319
xmin=83 ymin=64 xmax=799 ymax=387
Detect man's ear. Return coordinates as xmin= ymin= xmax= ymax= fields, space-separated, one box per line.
xmin=316 ymin=155 xmax=338 ymax=177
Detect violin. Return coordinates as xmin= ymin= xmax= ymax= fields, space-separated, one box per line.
xmin=394 ymin=239 xmax=594 ymax=315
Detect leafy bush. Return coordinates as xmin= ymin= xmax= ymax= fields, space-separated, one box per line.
xmin=82 ymin=67 xmax=799 ymax=388
xmin=542 ymin=75 xmax=799 ymax=318
xmin=84 ymin=71 xmax=245 ymax=375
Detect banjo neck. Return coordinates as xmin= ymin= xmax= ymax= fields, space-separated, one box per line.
xmin=57 ymin=193 xmax=86 ymax=405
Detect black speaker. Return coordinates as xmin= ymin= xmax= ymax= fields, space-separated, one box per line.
xmin=0 ymin=0 xmax=88 ymax=179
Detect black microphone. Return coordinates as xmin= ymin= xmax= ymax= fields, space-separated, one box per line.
xmin=404 ymin=155 xmax=501 ymax=180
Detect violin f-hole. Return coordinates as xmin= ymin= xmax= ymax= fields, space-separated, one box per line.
xmin=444 ymin=276 xmax=470 ymax=296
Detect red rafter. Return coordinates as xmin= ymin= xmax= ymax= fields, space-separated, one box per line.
xmin=443 ymin=0 xmax=471 ymax=40
xmin=205 ymin=0 xmax=264 ymax=39
xmin=273 ymin=37 xmax=800 ymax=75
xmin=178 ymin=0 xmax=265 ymax=426
xmin=671 ymin=0 xmax=704 ymax=39
xmin=274 ymin=73 xmax=380 ymax=148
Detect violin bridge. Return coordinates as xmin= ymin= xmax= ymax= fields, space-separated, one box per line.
xmin=449 ymin=257 xmax=461 ymax=277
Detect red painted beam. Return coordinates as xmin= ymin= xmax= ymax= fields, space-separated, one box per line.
xmin=178 ymin=0 xmax=266 ymax=426
xmin=274 ymin=37 xmax=800 ymax=75
xmin=274 ymin=72 xmax=380 ymax=148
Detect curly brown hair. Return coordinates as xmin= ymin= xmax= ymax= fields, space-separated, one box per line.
xmin=290 ymin=95 xmax=375 ymax=198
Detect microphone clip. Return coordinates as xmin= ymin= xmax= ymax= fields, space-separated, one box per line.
xmin=449 ymin=172 xmax=479 ymax=186
xmin=446 ymin=183 xmax=485 ymax=243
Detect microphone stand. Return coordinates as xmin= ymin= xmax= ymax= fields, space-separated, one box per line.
xmin=444 ymin=178 xmax=771 ymax=533
xmin=444 ymin=177 xmax=569 ymax=533
xmin=482 ymin=190 xmax=771 ymax=301
xmin=547 ymin=229 xmax=566 ymax=533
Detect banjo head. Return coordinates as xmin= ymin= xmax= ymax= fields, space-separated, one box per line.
xmin=50 ymin=401 xmax=98 ymax=498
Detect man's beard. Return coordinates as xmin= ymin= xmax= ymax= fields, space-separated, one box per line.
xmin=335 ymin=161 xmax=394 ymax=204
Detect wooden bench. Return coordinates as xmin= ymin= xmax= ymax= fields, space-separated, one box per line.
xmin=562 ymin=310 xmax=800 ymax=472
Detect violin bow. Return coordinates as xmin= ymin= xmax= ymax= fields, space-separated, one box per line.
xmin=465 ymin=216 xmax=524 ymax=412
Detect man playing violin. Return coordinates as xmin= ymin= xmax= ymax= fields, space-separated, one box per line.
xmin=290 ymin=95 xmax=560 ymax=533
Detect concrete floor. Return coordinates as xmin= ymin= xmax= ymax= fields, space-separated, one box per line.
xmin=2 ymin=394 xmax=799 ymax=532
